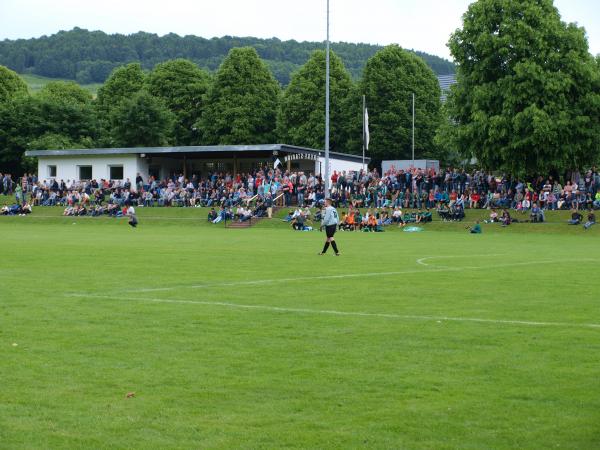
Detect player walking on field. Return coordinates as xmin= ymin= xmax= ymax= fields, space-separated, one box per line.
xmin=127 ymin=205 xmax=138 ymax=228
xmin=319 ymin=198 xmax=340 ymax=256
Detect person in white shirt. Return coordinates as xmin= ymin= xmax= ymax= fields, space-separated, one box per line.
xmin=319 ymin=198 xmax=340 ymax=256
xmin=127 ymin=206 xmax=138 ymax=228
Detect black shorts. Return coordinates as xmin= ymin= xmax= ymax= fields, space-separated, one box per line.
xmin=325 ymin=224 xmax=337 ymax=238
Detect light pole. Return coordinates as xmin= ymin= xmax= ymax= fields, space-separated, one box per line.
xmin=412 ymin=92 xmax=415 ymax=167
xmin=324 ymin=0 xmax=330 ymax=197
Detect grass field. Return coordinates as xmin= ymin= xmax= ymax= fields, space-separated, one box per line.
xmin=19 ymin=74 xmax=102 ymax=96
xmin=1 ymin=205 xmax=599 ymax=449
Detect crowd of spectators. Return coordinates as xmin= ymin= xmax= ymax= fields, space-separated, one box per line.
xmin=2 ymin=167 xmax=600 ymax=222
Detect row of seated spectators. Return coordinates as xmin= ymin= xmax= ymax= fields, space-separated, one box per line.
xmin=62 ymin=204 xmax=128 ymax=217
xmin=5 ymin=166 xmax=600 ymax=211
xmin=281 ymin=207 xmax=434 ymax=233
xmin=1 ymin=203 xmax=32 ymax=216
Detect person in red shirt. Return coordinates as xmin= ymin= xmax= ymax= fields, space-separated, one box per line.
xmin=470 ymin=191 xmax=480 ymax=209
xmin=331 ymin=171 xmax=338 ymax=184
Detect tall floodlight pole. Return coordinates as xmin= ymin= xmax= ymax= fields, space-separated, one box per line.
xmin=324 ymin=0 xmax=331 ymax=197
xmin=412 ymin=92 xmax=415 ymax=167
xmin=362 ymin=94 xmax=366 ymax=172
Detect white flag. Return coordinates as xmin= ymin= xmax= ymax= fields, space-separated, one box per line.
xmin=364 ymin=108 xmax=370 ymax=150
xmin=274 ymin=158 xmax=282 ymax=168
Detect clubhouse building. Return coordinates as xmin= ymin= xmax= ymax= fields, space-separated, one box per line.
xmin=25 ymin=144 xmax=369 ymax=187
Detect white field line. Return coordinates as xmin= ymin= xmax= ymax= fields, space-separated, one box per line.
xmin=128 ymin=267 xmax=464 ymax=293
xmin=121 ymin=258 xmax=599 ymax=294
xmin=416 ymin=254 xmax=505 ymax=267
xmin=65 ymin=294 xmax=600 ymax=330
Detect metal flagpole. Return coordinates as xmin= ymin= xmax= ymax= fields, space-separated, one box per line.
xmin=324 ymin=0 xmax=331 ymax=198
xmin=362 ymin=94 xmax=366 ymax=172
xmin=412 ymin=92 xmax=415 ymax=167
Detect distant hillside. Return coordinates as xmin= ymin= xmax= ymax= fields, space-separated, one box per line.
xmin=19 ymin=73 xmax=101 ymax=95
xmin=0 ymin=28 xmax=455 ymax=85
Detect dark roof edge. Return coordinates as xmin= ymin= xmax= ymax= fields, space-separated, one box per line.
xmin=25 ymin=144 xmax=370 ymax=163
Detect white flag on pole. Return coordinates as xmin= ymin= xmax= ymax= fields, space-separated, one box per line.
xmin=274 ymin=158 xmax=282 ymax=169
xmin=364 ymin=108 xmax=370 ymax=150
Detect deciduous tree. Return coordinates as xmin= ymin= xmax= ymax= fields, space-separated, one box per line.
xmin=0 ymin=65 xmax=28 ymax=104
xmin=277 ymin=50 xmax=355 ymax=153
xmin=447 ymin=0 xmax=600 ymax=175
xmin=198 ymin=47 xmax=280 ymax=145
xmin=360 ymin=45 xmax=442 ymax=161
xmin=109 ymin=90 xmax=174 ymax=147
xmin=146 ymin=59 xmax=211 ymax=145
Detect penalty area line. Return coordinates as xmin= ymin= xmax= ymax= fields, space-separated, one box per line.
xmin=64 ymin=293 xmax=600 ymax=330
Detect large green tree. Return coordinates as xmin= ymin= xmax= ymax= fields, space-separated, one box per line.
xmin=0 ymin=65 xmax=28 ymax=104
xmin=146 ymin=59 xmax=211 ymax=146
xmin=277 ymin=50 xmax=355 ymax=153
xmin=96 ymin=63 xmax=145 ymax=145
xmin=198 ymin=47 xmax=280 ymax=145
xmin=37 ymin=80 xmax=93 ymax=107
xmin=96 ymin=63 xmax=145 ymax=113
xmin=34 ymin=81 xmax=98 ymax=146
xmin=447 ymin=0 xmax=600 ymax=175
xmin=109 ymin=90 xmax=175 ymax=147
xmin=0 ymin=81 xmax=98 ymax=173
xmin=360 ymin=45 xmax=442 ymax=161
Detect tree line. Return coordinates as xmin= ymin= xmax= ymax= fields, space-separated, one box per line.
xmin=0 ymin=28 xmax=456 ymax=86
xmin=0 ymin=45 xmax=442 ymax=174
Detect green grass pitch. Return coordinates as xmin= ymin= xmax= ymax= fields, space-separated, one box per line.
xmin=1 ymin=208 xmax=599 ymax=449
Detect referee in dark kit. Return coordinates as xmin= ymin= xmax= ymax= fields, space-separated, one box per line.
xmin=319 ymin=198 xmax=340 ymax=256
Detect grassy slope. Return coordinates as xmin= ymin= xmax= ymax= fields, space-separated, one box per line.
xmin=19 ymin=73 xmax=102 ymax=95
xmin=1 ymin=207 xmax=599 ymax=449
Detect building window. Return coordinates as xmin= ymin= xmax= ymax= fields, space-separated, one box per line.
xmin=78 ymin=166 xmax=92 ymax=180
xmin=109 ymin=165 xmax=124 ymax=180
xmin=48 ymin=165 xmax=57 ymax=177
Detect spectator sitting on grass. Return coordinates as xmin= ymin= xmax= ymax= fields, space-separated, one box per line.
xmin=338 ymin=212 xmax=347 ymax=230
xmin=468 ymin=220 xmax=482 ymax=234
xmin=501 ymin=209 xmax=512 ymax=226
xmin=342 ymin=209 xmax=357 ymax=231
xmin=530 ymin=203 xmax=544 ymax=222
xmin=380 ymin=210 xmax=393 ymax=226
xmin=392 ymin=207 xmax=405 ymax=226
xmin=568 ymin=209 xmax=583 ymax=225
xmin=207 ymin=208 xmax=217 ymax=222
xmin=584 ymin=212 xmax=596 ymax=230
xmin=365 ymin=213 xmax=377 ymax=232
xmin=415 ymin=209 xmax=425 ymax=224
xmin=292 ymin=211 xmax=306 ymax=230
xmin=212 ymin=206 xmax=231 ymax=224
xmin=239 ymin=207 xmax=252 ymax=222
xmin=437 ymin=202 xmax=450 ymax=221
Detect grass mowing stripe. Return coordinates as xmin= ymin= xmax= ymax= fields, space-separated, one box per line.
xmin=66 ymin=293 xmax=600 ymax=330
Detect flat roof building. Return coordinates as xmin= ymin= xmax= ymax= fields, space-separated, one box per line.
xmin=25 ymin=144 xmax=369 ymax=187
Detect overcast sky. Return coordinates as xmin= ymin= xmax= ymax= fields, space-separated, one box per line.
xmin=1 ymin=0 xmax=598 ymax=60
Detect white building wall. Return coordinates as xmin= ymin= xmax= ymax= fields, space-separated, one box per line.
xmin=37 ymin=155 xmax=141 ymax=186
xmin=315 ymin=156 xmax=366 ymax=176
xmin=382 ymin=160 xmax=440 ymax=173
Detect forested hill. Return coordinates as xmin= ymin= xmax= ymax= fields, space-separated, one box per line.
xmin=0 ymin=28 xmax=455 ymax=85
